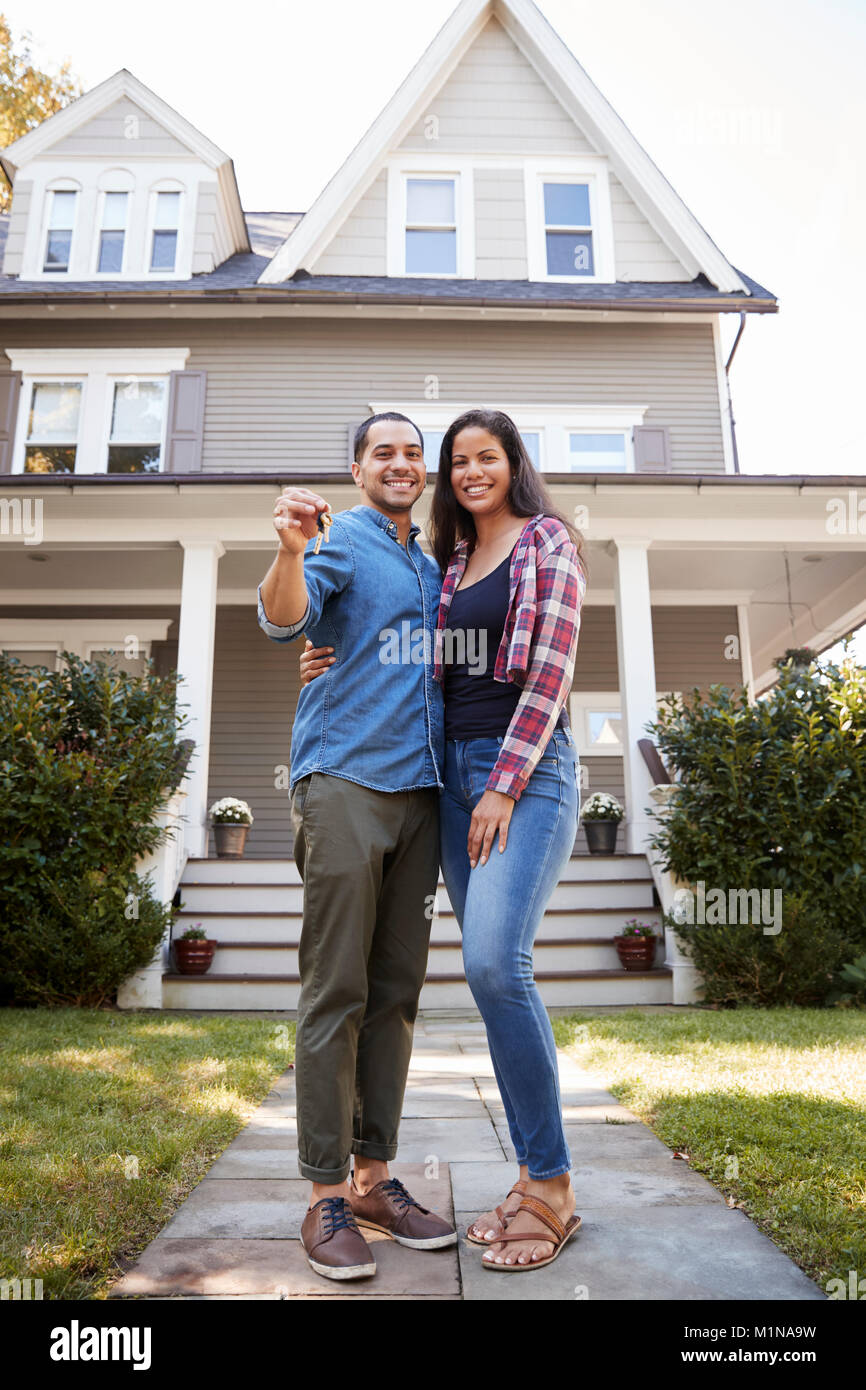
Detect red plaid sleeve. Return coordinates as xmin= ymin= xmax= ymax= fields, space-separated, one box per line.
xmin=485 ymin=531 xmax=585 ymax=801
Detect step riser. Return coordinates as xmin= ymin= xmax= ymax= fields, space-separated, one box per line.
xmin=185 ymin=940 xmax=663 ymax=975
xmin=162 ymin=973 xmax=673 ymax=1011
xmin=179 ymin=882 xmax=656 ymax=913
xmin=183 ymin=855 xmax=650 ymax=886
xmin=175 ymin=910 xmax=663 ymax=945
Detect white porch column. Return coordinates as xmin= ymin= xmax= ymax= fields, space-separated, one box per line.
xmin=737 ymin=603 xmax=755 ymax=702
xmin=610 ymin=537 xmax=658 ymax=854
xmin=176 ymin=538 xmax=224 ymax=859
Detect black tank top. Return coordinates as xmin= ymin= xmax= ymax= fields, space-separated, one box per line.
xmin=443 ymin=549 xmax=523 ymax=739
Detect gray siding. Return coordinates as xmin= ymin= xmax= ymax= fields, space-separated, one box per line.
xmin=609 ymin=173 xmax=690 ymax=282
xmin=474 ymin=167 xmax=527 ymax=278
xmin=399 ymin=18 xmax=595 ymax=154
xmin=50 ymin=97 xmax=191 ymax=157
xmin=2 ymin=316 xmax=727 ymax=474
xmin=313 ymin=169 xmax=387 ymax=276
xmin=2 ymin=179 xmax=32 ymax=275
xmin=192 ymin=180 xmax=222 ymax=275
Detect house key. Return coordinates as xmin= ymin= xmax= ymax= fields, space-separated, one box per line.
xmin=312 ymin=508 xmax=333 ymax=554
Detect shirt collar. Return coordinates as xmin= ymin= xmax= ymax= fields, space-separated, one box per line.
xmin=351 ymin=503 xmax=421 ymax=545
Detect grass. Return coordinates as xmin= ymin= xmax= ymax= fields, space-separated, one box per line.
xmin=0 ymin=1008 xmax=295 ymax=1299
xmin=552 ymin=1006 xmax=866 ymax=1293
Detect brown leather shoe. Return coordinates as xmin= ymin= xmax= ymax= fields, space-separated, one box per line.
xmin=348 ymin=1174 xmax=457 ymax=1249
xmin=300 ymin=1196 xmax=376 ymax=1280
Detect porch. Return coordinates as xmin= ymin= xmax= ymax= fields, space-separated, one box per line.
xmin=3 ymin=471 xmax=866 ymax=1010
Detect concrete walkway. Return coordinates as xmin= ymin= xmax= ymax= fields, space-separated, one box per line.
xmin=110 ymin=1012 xmax=825 ymax=1301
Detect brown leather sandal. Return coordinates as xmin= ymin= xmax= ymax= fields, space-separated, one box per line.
xmin=481 ymin=1192 xmax=581 ymax=1271
xmin=465 ymin=1180 xmax=528 ymax=1246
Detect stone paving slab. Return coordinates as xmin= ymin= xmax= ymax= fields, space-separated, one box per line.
xmin=455 ymin=1205 xmax=825 ymax=1301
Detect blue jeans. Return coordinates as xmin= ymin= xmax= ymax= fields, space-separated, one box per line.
xmin=439 ymin=725 xmax=580 ymax=1179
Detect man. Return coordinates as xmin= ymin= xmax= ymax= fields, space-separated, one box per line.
xmin=256 ymin=412 xmax=456 ymax=1281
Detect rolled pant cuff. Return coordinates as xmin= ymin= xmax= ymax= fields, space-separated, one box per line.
xmin=351 ymin=1138 xmax=398 ymax=1161
xmin=298 ymin=1158 xmax=351 ymax=1185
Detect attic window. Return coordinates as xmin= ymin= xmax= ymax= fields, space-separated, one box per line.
xmin=43 ymin=190 xmax=77 ymax=273
xmin=150 ymin=191 xmax=181 ymax=272
xmin=405 ymin=178 xmax=456 ymax=275
xmin=97 ymin=192 xmax=128 ymax=274
xmin=543 ymin=182 xmax=593 ymax=277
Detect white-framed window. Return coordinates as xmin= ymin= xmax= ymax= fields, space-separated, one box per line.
xmin=23 ymin=379 xmax=83 ymax=474
xmin=524 ymin=159 xmax=615 ymax=283
xmin=0 ymin=622 xmax=170 ymax=674
xmin=6 ymin=348 xmax=189 ymax=475
xmin=570 ymin=691 xmax=681 ymax=757
xmin=148 ymin=188 xmax=182 ymax=273
xmin=96 ymin=191 xmax=129 ymax=275
xmin=386 ymin=159 xmax=474 ymax=277
xmin=368 ymin=402 xmax=646 ymax=474
xmin=43 ymin=187 xmax=79 ymax=273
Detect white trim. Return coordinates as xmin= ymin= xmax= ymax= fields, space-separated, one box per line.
xmin=0 ymin=618 xmax=170 ymax=663
xmin=258 ymin=0 xmax=745 ymax=291
xmin=369 ymin=399 xmax=647 ymax=471
xmin=736 ymin=602 xmax=754 ymax=701
xmin=385 ymin=157 xmax=475 ymax=277
xmin=524 ymin=157 xmax=615 ymax=283
xmin=569 ymin=689 xmax=680 ymax=757
xmin=713 ymin=316 xmax=737 ymax=474
xmin=6 ymin=347 xmax=188 ymax=476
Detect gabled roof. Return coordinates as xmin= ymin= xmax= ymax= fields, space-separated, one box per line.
xmin=259 ymin=0 xmax=749 ymax=293
xmin=0 ymin=68 xmax=251 ymax=254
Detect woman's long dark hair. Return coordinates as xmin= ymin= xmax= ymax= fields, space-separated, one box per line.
xmin=428 ymin=408 xmax=588 ymax=579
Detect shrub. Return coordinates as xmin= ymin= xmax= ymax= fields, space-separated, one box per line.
xmin=648 ymin=654 xmax=866 ymax=1005
xmin=0 ymin=651 xmax=189 ymax=1007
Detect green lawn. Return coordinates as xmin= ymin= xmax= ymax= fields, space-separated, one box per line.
xmin=552 ymin=1006 xmax=866 ymax=1293
xmin=0 ymin=1009 xmax=295 ymax=1299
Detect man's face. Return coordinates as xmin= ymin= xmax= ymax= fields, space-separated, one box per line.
xmin=352 ymin=420 xmax=425 ymax=513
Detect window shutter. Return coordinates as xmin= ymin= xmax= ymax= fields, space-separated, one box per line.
xmin=633 ymin=425 xmax=671 ymax=473
xmin=164 ymin=370 xmax=207 ymax=473
xmin=0 ymin=371 xmax=22 ymax=474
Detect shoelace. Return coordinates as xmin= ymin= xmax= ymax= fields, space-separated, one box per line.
xmin=319 ymin=1197 xmax=359 ymax=1235
xmin=378 ymin=1177 xmax=425 ymax=1212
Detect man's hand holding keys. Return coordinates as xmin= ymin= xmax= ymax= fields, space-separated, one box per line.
xmin=273 ymin=487 xmax=333 ymax=555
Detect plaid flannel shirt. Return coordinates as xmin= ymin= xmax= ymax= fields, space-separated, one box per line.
xmin=433 ymin=512 xmax=586 ymax=801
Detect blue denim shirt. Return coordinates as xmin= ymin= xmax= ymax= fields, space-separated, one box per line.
xmin=257 ymin=504 xmax=445 ymax=793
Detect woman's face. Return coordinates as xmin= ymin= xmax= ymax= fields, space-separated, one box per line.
xmin=448 ymin=427 xmax=513 ymax=519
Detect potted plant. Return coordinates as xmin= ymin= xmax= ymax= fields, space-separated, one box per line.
xmin=579 ymin=792 xmax=624 ymax=854
xmin=209 ymin=796 xmax=254 ymax=858
xmin=173 ymin=924 xmax=217 ymax=975
xmin=614 ymin=919 xmax=658 ymax=971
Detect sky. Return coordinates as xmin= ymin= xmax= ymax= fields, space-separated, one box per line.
xmin=6 ymin=0 xmax=866 ymax=659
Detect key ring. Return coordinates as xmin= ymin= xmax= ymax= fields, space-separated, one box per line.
xmin=313 ymin=509 xmax=333 ymax=554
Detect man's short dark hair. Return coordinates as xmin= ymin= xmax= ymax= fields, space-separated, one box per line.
xmin=353 ymin=412 xmax=424 ymax=463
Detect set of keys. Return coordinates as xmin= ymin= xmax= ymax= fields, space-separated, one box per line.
xmin=312 ymin=508 xmax=333 ymax=554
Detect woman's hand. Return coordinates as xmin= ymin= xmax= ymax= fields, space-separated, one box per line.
xmin=299 ymin=637 xmax=335 ymax=686
xmin=468 ymin=789 xmax=515 ymax=868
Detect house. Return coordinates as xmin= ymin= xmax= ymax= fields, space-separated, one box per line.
xmin=1 ymin=0 xmax=861 ymax=1011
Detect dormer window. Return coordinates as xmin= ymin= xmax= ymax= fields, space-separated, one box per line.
xmin=150 ymin=190 xmax=181 ymax=272
xmin=96 ymin=192 xmax=128 ymax=274
xmin=543 ymin=181 xmax=593 ymax=276
xmin=405 ymin=178 xmax=456 ymax=275
xmin=43 ymin=189 xmax=77 ymax=272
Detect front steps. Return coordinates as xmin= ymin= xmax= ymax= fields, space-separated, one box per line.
xmin=162 ymin=852 xmax=671 ymax=1010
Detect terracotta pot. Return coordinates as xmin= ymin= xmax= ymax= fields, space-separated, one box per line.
xmin=584 ymin=819 xmax=619 ymax=854
xmin=173 ymin=938 xmax=217 ymax=975
xmin=212 ymin=822 xmax=250 ymax=859
xmin=614 ymin=934 xmax=657 ymax=971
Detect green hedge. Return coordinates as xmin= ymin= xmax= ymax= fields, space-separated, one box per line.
xmin=0 ymin=652 xmax=189 ymax=1006
xmin=648 ymin=654 xmax=866 ymax=1006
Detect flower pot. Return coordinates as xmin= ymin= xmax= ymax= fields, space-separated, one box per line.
xmin=584 ymin=819 xmax=619 ymax=854
xmin=212 ymin=823 xmax=249 ymax=859
xmin=173 ymin=938 xmax=217 ymax=975
xmin=614 ymin=935 xmax=657 ymax=972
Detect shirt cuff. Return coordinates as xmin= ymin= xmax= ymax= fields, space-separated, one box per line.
xmin=257 ymin=585 xmax=310 ymax=642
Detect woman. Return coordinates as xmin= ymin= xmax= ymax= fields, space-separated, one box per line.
xmin=302 ymin=408 xmax=587 ymax=1271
